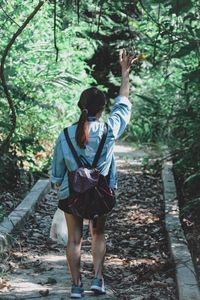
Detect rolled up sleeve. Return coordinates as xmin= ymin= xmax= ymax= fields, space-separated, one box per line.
xmin=107 ymin=96 xmax=132 ymax=139
xmin=51 ymin=137 xmax=66 ymax=186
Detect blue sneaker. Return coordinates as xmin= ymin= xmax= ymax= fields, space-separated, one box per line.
xmin=70 ymin=284 xmax=84 ymax=298
xmin=91 ymin=277 xmax=106 ymax=294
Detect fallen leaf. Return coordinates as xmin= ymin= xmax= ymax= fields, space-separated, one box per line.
xmin=46 ymin=277 xmax=57 ymax=285
xmin=39 ymin=289 xmax=49 ymax=296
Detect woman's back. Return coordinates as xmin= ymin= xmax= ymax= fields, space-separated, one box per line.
xmin=51 ymin=95 xmax=131 ymax=199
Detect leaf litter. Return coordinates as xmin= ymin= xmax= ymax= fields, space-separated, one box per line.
xmin=0 ymin=154 xmax=177 ymax=299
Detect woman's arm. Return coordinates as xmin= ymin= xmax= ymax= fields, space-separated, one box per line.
xmin=119 ymin=49 xmax=137 ymax=97
xmin=51 ymin=136 xmax=66 ymax=189
xmin=106 ymin=49 xmax=138 ymax=139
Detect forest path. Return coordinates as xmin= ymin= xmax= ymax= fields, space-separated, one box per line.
xmin=0 ymin=143 xmax=177 ymax=300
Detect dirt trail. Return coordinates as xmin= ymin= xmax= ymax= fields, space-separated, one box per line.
xmin=0 ymin=144 xmax=177 ymax=300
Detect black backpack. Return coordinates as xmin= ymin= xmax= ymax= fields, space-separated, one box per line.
xmin=63 ymin=123 xmax=116 ymax=223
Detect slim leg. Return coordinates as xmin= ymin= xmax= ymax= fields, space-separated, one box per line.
xmin=90 ymin=215 xmax=107 ymax=279
xmin=65 ymin=213 xmax=83 ymax=285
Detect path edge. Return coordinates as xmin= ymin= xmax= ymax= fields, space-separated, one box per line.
xmin=162 ymin=160 xmax=200 ymax=300
xmin=0 ymin=179 xmax=50 ymax=254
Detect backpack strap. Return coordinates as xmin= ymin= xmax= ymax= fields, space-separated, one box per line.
xmin=64 ymin=123 xmax=108 ymax=169
xmin=92 ymin=123 xmax=108 ymax=168
xmin=63 ymin=128 xmax=83 ymax=168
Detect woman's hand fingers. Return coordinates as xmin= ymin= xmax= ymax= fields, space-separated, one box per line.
xmin=123 ymin=48 xmax=126 ymax=58
xmin=119 ymin=49 xmax=140 ymax=72
xmin=126 ymin=55 xmax=136 ymax=67
xmin=119 ymin=48 xmax=127 ymax=62
xmin=119 ymin=49 xmax=123 ymax=63
xmin=131 ymin=57 xmax=138 ymax=64
xmin=119 ymin=50 xmax=136 ymax=62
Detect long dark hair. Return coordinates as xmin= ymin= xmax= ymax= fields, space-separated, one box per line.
xmin=75 ymin=87 xmax=106 ymax=149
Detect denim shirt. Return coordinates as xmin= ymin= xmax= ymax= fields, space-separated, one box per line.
xmin=51 ymin=95 xmax=132 ymax=200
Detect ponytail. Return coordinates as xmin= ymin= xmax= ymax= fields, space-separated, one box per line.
xmin=75 ymin=87 xmax=107 ymax=149
xmin=75 ymin=109 xmax=89 ymax=149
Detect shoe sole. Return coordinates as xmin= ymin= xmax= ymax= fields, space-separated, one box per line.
xmin=91 ymin=285 xmax=106 ymax=294
xmin=70 ymin=293 xmax=83 ymax=298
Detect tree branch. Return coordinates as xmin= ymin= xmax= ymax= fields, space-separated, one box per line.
xmin=77 ymin=0 xmax=80 ymax=24
xmin=53 ymin=0 xmax=59 ymax=62
xmin=0 ymin=1 xmax=45 ymax=154
xmin=97 ymin=0 xmax=105 ymax=32
xmin=0 ymin=3 xmax=20 ymax=27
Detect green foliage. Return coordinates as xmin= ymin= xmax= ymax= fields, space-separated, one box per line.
xmin=0 ymin=0 xmax=200 ymax=216
xmin=181 ymin=197 xmax=200 ymax=215
xmin=128 ymin=0 xmax=200 ymax=205
xmin=0 ymin=0 xmax=97 ymax=186
xmin=0 ymin=150 xmax=21 ymax=189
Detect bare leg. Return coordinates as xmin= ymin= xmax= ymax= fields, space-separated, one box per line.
xmin=65 ymin=213 xmax=83 ymax=285
xmin=90 ymin=215 xmax=107 ymax=279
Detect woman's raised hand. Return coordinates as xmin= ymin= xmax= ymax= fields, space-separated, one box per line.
xmin=119 ymin=49 xmax=138 ymax=74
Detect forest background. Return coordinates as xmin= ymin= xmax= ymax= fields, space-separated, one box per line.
xmin=0 ymin=0 xmax=200 ymax=220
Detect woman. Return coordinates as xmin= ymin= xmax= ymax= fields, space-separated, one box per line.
xmin=51 ymin=50 xmax=136 ymax=298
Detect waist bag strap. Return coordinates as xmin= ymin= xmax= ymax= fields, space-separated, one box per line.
xmin=64 ymin=123 xmax=108 ymax=169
